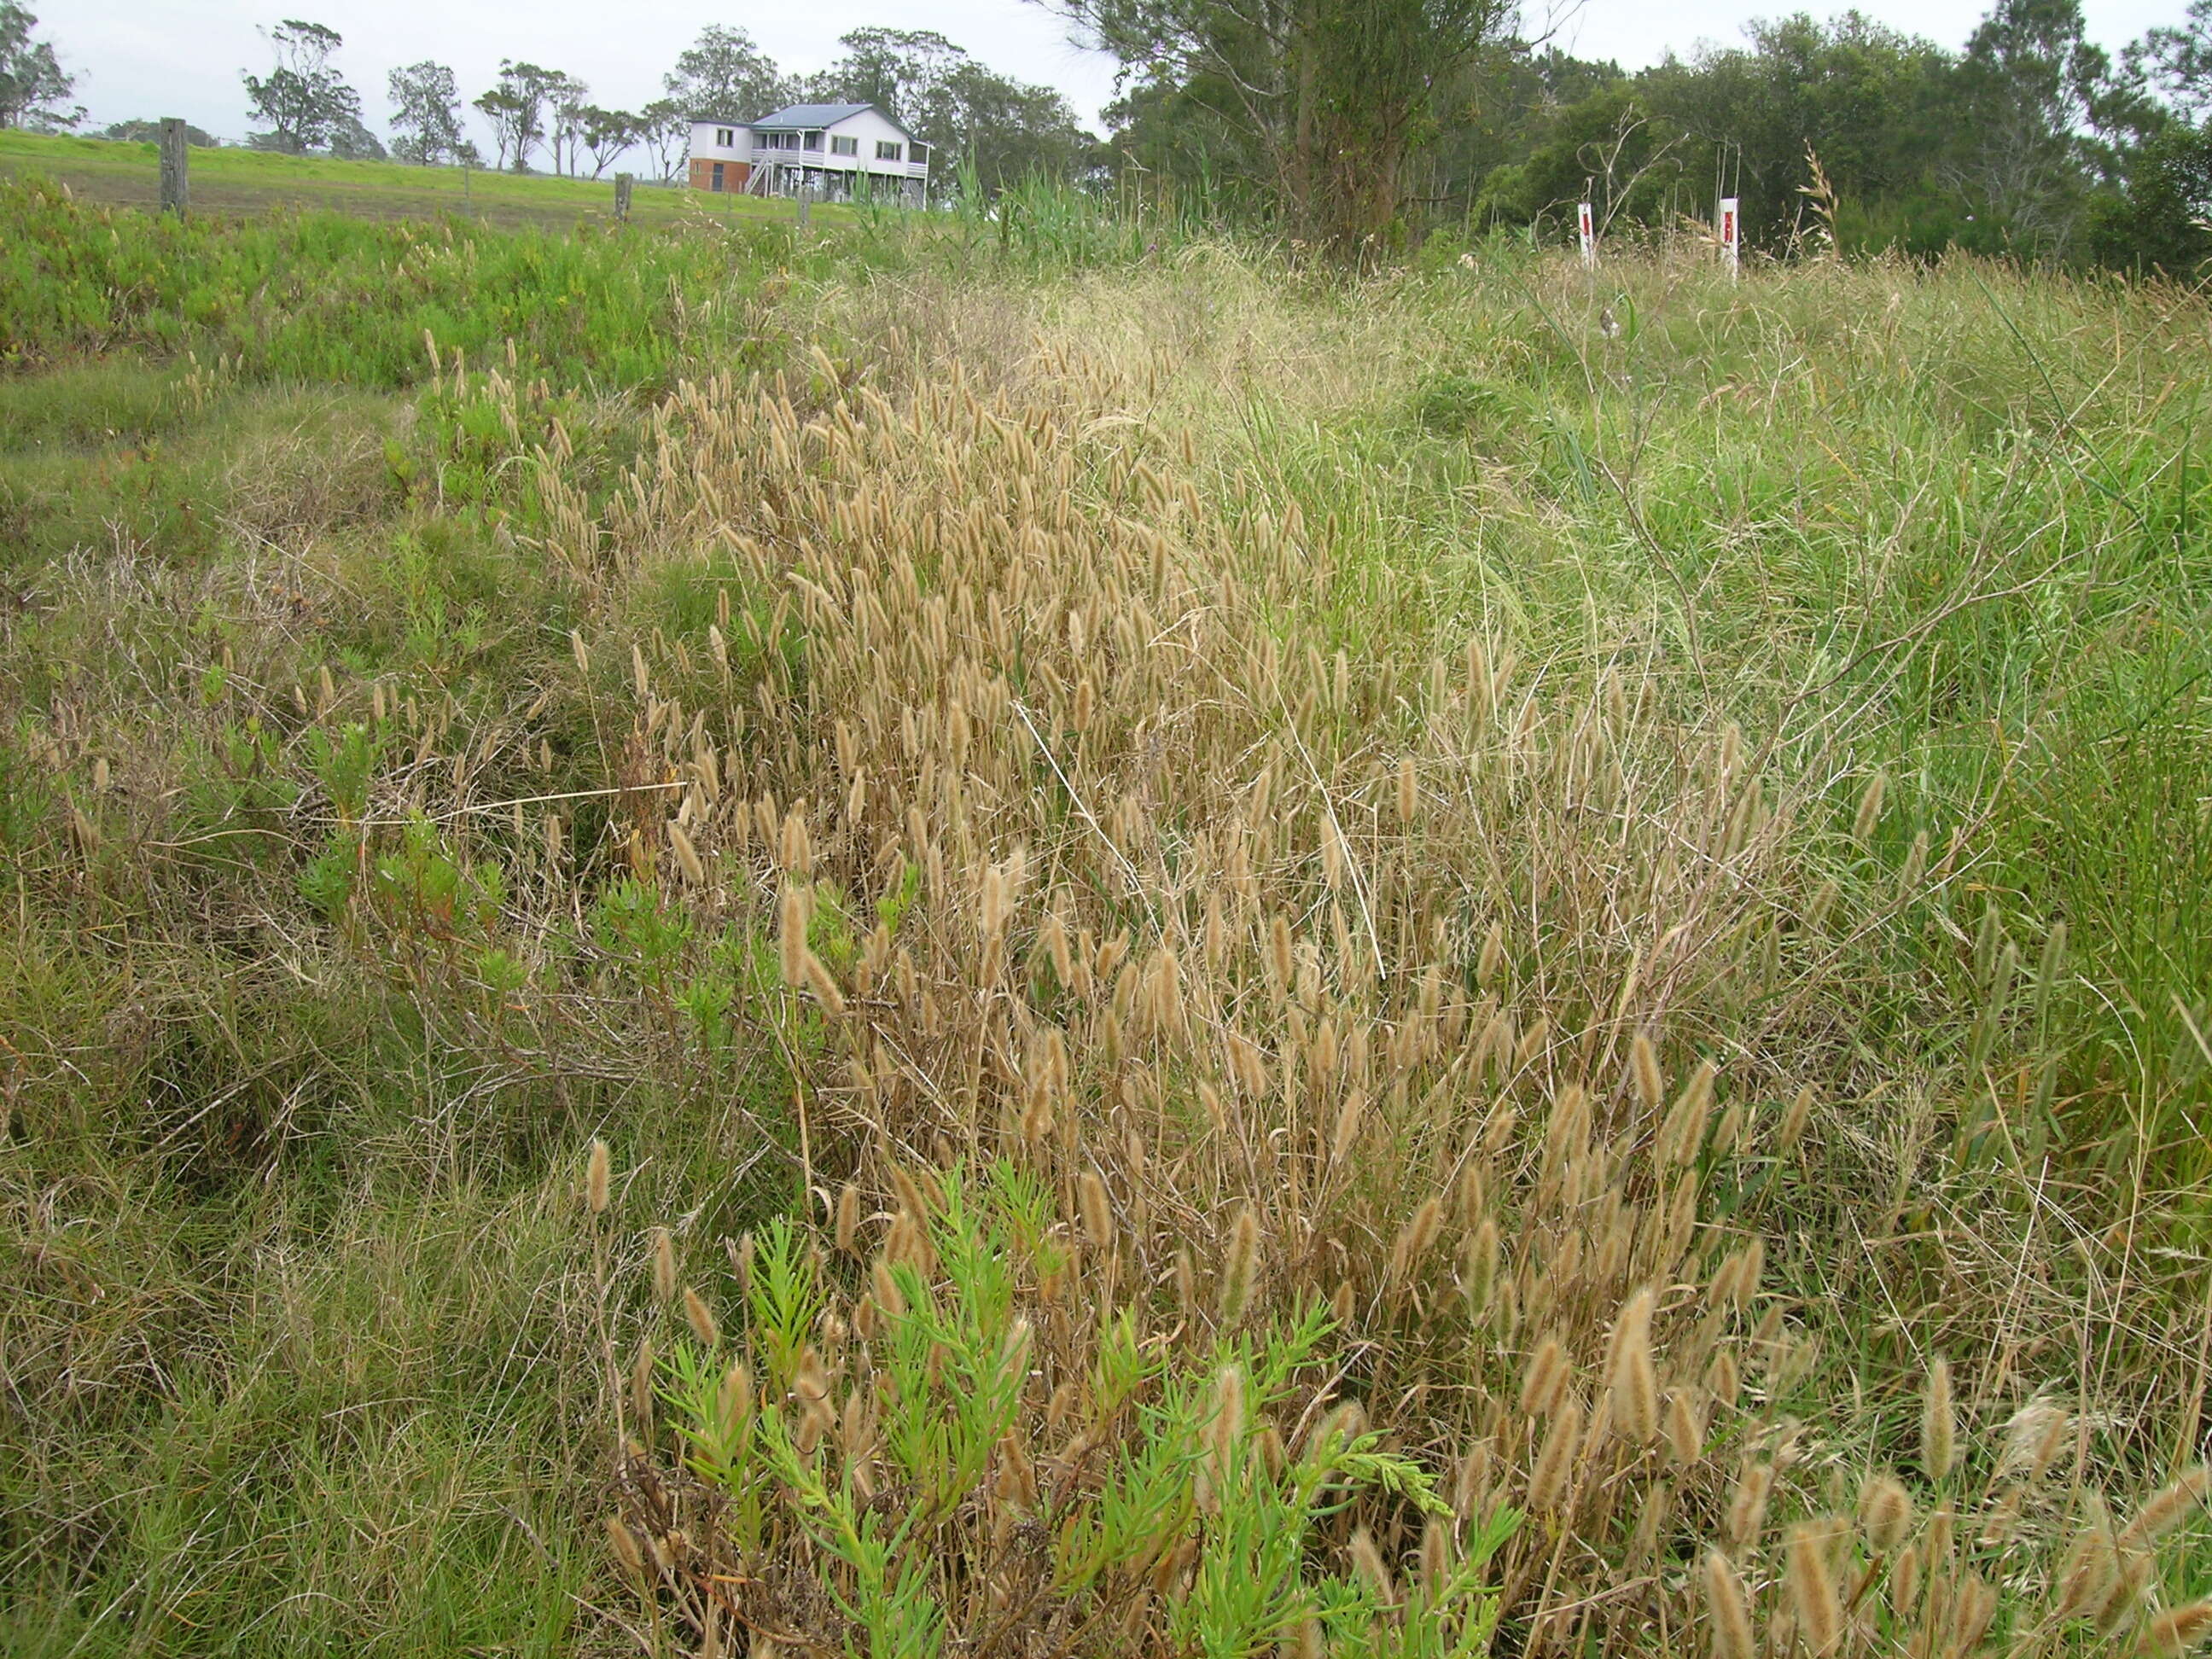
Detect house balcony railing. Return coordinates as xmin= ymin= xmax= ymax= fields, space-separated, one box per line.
xmin=748 ymin=147 xmax=928 ymax=177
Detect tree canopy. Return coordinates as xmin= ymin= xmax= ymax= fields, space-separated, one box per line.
xmin=1 ymin=1 xmax=76 ymax=131
xmin=1082 ymin=0 xmax=2212 ymax=270
xmin=798 ymin=28 xmax=1097 ymax=194
xmin=664 ymin=26 xmax=786 ymax=122
xmin=242 ymin=19 xmax=364 ymax=155
xmin=388 ymin=60 xmax=463 ymax=166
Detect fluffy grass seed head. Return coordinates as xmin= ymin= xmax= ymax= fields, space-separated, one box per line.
xmin=1703 ymin=1549 xmax=1755 ymax=1659
xmin=803 ymin=951 xmax=847 ymax=1017
xmin=667 ymin=820 xmax=706 ymax=885
xmin=835 ymin=1183 xmax=862 ymax=1254
xmin=1921 ymin=1356 xmax=1956 ymax=1482
xmin=2125 ymin=1466 xmax=2211 ymax=1547
xmin=2146 ymin=1600 xmax=2212 ymax=1656
xmin=1477 ymin=921 xmax=1505 ymax=989
xmin=1529 ymin=1398 xmax=1583 ymax=1513
xmin=1219 ymin=1206 xmax=1261 ymax=1325
xmin=1207 ymin=1362 xmax=1246 ymax=1484
xmin=605 ymin=1513 xmax=646 ymax=1579
xmin=1464 ymin=1217 xmax=1501 ymax=1318
xmin=1633 ymin=1033 xmax=1664 ymax=1112
xmin=1079 ymin=1170 xmax=1115 ymax=1249
xmin=2000 ymin=1394 xmax=2070 ymax=1481
xmin=1521 ymin=1335 xmax=1570 ymax=1417
xmin=1707 ymin=1348 xmax=1742 ymax=1412
xmin=651 ymin=1226 xmax=677 ymax=1304
xmin=1859 ymin=1473 xmax=1914 ymax=1553
xmin=1330 ymin=1090 xmax=1369 ymax=1164
xmin=1348 ymin=1527 xmax=1395 ymax=1607
xmin=1388 ymin=1196 xmax=1444 ymax=1286
xmin=1666 ymin=1388 xmax=1707 ymax=1464
xmin=1785 ymin=1521 xmax=1844 ymax=1656
xmin=779 ymin=809 xmax=812 ymax=875
xmin=1853 ymin=768 xmax=1888 ymax=841
xmin=1949 ymin=1570 xmax=1998 ymax=1651
xmin=1658 ymin=1062 xmax=1718 ymax=1167
xmin=684 ymin=1286 xmax=720 ymax=1347
xmin=585 ymin=1138 xmax=611 ymax=1214
xmin=1268 ymin=913 xmax=1294 ymax=991
xmin=778 ymin=886 xmax=809 ymax=986
xmin=1608 ymin=1285 xmax=1662 ymax=1443
xmin=1728 ymin=1461 xmax=1775 ymax=1547
xmin=2058 ymin=1526 xmax=2120 ymax=1620
xmin=1777 ymin=1086 xmax=1815 ymax=1155
xmin=719 ymin=1360 xmax=754 ymax=1434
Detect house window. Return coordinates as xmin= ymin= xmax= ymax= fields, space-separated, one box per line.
xmin=830 ymin=135 xmax=857 ymax=156
xmin=876 ymin=141 xmax=903 ymax=161
xmin=803 ymin=131 xmax=822 ymax=151
xmin=716 ymin=127 xmax=733 ymax=148
xmin=710 ymin=162 xmax=725 ymax=190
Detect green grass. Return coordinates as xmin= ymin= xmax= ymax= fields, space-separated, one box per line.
xmin=0 ymin=130 xmax=818 ymax=231
xmin=3 ymin=171 xmax=2211 ymax=1653
xmin=0 ymin=172 xmax=858 ymax=391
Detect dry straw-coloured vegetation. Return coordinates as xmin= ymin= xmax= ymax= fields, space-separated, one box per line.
xmin=4 ymin=183 xmax=2212 ymax=1655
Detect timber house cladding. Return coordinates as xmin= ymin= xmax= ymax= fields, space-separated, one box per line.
xmin=688 ymin=102 xmax=930 ymax=204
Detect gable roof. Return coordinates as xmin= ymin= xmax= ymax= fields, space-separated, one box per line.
xmin=690 ymin=100 xmax=928 ymax=153
xmin=750 ymin=102 xmax=924 ymax=148
xmin=752 ymin=102 xmax=873 ymax=130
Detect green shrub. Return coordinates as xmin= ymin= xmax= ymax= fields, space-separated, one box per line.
xmin=638 ymin=1164 xmax=1519 ymax=1656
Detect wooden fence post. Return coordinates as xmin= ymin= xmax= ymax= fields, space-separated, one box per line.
xmin=796 ymin=183 xmax=811 ymax=231
xmin=614 ymin=173 xmax=633 ymax=223
xmin=159 ymin=118 xmax=189 ymax=218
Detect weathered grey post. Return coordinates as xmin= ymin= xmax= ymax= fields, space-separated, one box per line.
xmin=614 ymin=173 xmax=633 ymax=222
xmin=796 ymin=183 xmax=811 ymax=230
xmin=158 ymin=118 xmax=189 ymax=217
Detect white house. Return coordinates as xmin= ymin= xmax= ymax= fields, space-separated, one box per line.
xmin=687 ymin=103 xmax=929 ymax=206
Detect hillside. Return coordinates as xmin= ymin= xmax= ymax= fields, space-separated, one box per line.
xmin=0 ymin=131 xmax=805 ymax=230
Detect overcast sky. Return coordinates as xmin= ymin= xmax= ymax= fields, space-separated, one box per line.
xmin=52 ymin=0 xmax=2193 ymax=147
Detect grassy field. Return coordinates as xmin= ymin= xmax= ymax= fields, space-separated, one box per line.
xmin=3 ymin=159 xmax=2212 ymax=1657
xmin=0 ymin=131 xmax=815 ymax=230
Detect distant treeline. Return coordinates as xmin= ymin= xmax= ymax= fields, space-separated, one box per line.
xmin=1084 ymin=0 xmax=2212 ymax=271
xmin=7 ymin=0 xmax=2211 ymax=266
xmin=0 ymin=6 xmax=1092 ymax=202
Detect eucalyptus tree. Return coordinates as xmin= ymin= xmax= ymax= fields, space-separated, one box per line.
xmin=242 ymin=19 xmax=363 ymax=154
xmin=1037 ymin=0 xmax=1515 ymax=250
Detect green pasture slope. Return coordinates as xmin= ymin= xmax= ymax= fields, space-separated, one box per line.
xmin=0 ymin=131 xmax=808 ymax=231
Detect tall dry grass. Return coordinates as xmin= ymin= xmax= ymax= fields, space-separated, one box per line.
xmin=515 ymin=258 xmax=2212 ymax=1652
xmin=6 ymin=221 xmax=2210 ymax=1653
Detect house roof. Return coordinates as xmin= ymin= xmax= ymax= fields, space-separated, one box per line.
xmin=690 ymin=101 xmax=928 ymax=154
xmin=752 ymin=102 xmax=874 ymax=130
